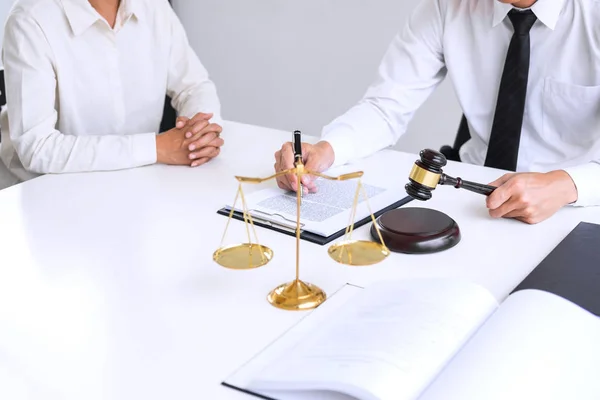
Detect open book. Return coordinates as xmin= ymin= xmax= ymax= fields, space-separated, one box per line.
xmin=223 ymin=279 xmax=600 ymax=400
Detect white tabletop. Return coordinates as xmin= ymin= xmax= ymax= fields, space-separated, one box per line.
xmin=0 ymin=121 xmax=598 ymax=400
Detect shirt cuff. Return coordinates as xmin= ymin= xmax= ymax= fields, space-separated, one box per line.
xmin=132 ymin=132 xmax=158 ymax=166
xmin=320 ymin=126 xmax=356 ymax=168
xmin=562 ymin=163 xmax=600 ymax=207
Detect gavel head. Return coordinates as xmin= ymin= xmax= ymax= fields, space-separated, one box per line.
xmin=405 ymin=149 xmax=447 ymax=201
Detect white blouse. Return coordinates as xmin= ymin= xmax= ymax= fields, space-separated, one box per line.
xmin=0 ymin=0 xmax=221 ymax=188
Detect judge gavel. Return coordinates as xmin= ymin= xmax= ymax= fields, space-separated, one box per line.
xmin=405 ymin=149 xmax=497 ymax=201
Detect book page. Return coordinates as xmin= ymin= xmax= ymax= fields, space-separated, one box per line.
xmin=223 ymin=283 xmax=363 ymax=400
xmin=246 ymin=279 xmax=498 ymax=400
xmin=224 ymin=170 xmax=406 ymax=237
xmin=419 ymin=289 xmax=600 ymax=400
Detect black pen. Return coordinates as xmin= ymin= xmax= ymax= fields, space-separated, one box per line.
xmin=293 ymin=130 xmax=303 ymax=199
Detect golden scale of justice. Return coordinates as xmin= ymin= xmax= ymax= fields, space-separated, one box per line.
xmin=212 ymin=131 xmax=391 ymax=311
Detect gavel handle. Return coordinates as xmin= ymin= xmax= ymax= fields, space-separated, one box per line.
xmin=440 ymin=174 xmax=496 ymax=196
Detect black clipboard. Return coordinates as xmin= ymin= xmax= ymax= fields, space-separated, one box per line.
xmin=216 ymin=196 xmax=413 ymax=246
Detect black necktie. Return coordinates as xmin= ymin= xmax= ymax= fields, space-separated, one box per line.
xmin=484 ymin=9 xmax=537 ymax=171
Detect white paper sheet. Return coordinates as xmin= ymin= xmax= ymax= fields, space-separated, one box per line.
xmin=419 ymin=289 xmax=600 ymax=400
xmin=225 ymin=173 xmax=404 ymax=237
xmin=224 ymin=279 xmax=498 ymax=400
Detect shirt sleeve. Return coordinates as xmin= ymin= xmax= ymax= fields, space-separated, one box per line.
xmin=562 ymin=162 xmax=600 ymax=207
xmin=164 ymin=4 xmax=222 ymax=127
xmin=321 ymin=0 xmax=447 ymax=167
xmin=2 ymin=12 xmax=157 ymax=175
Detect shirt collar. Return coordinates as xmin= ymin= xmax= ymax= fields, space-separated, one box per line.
xmin=60 ymin=0 xmax=144 ymax=36
xmin=492 ymin=0 xmax=565 ymax=30
xmin=120 ymin=0 xmax=145 ymax=23
xmin=60 ymin=0 xmax=100 ymax=36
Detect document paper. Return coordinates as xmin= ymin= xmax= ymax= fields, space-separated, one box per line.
xmin=226 ymin=177 xmax=403 ymax=237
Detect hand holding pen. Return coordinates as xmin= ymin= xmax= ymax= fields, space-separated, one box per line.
xmin=293 ymin=130 xmax=304 ymax=199
xmin=273 ymin=131 xmax=336 ymax=194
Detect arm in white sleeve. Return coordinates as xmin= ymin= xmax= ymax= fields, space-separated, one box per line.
xmin=3 ymin=13 xmax=157 ymax=175
xmin=562 ymin=162 xmax=600 ymax=207
xmin=164 ymin=3 xmax=222 ymax=126
xmin=322 ymin=0 xmax=447 ymax=167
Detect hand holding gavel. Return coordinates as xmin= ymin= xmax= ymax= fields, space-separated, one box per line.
xmin=405 ymin=149 xmax=497 ymax=201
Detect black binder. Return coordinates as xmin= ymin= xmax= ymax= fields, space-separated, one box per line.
xmin=512 ymin=221 xmax=600 ymax=316
xmin=216 ymin=196 xmax=413 ymax=246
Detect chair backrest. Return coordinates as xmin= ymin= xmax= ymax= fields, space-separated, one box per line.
xmin=159 ymin=95 xmax=177 ymax=132
xmin=439 ymin=114 xmax=471 ymax=162
xmin=0 ymin=69 xmax=5 ymax=144
xmin=453 ymin=114 xmax=470 ymax=150
xmin=0 ymin=69 xmax=5 ymax=108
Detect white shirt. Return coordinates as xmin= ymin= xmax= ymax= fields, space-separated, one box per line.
xmin=0 ymin=0 xmax=221 ymax=189
xmin=321 ymin=0 xmax=600 ymax=207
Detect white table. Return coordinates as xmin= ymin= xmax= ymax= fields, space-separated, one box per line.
xmin=0 ymin=121 xmax=598 ymax=400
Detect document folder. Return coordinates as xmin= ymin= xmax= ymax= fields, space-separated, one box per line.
xmin=216 ymin=196 xmax=413 ymax=246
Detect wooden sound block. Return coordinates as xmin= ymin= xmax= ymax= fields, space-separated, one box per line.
xmin=370 ymin=207 xmax=460 ymax=254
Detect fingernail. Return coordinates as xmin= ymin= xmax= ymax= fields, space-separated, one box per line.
xmin=189 ymin=153 xmax=196 ymax=159
xmin=189 ymin=144 xmax=195 ymax=151
xmin=186 ymin=132 xmax=192 ymax=138
xmin=192 ymin=162 xmax=198 ymax=167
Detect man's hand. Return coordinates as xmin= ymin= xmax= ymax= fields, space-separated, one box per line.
xmin=273 ymin=141 xmax=335 ymax=193
xmin=176 ymin=113 xmax=224 ymax=167
xmin=486 ymin=170 xmax=578 ymax=224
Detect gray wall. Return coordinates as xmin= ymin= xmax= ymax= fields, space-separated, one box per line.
xmin=172 ymin=0 xmax=461 ymax=154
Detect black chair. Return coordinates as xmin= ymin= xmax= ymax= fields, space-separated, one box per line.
xmin=159 ymin=95 xmax=177 ymax=132
xmin=0 ymin=70 xmax=5 ymax=109
xmin=0 ymin=69 xmax=5 ymax=143
xmin=440 ymin=114 xmax=470 ymax=162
